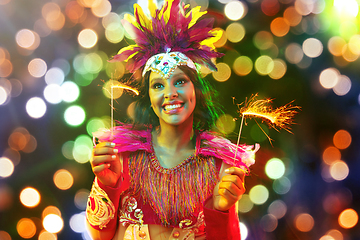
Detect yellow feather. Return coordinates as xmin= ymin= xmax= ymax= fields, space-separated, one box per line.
xmin=160 ymin=0 xmax=174 ymax=23
xmin=148 ymin=0 xmax=157 ymax=18
xmin=117 ymin=45 xmax=138 ymax=62
xmin=134 ymin=3 xmax=152 ymax=30
xmin=200 ymin=29 xmax=223 ymax=49
xmin=124 ymin=13 xmax=138 ymax=29
xmin=186 ymin=6 xmax=207 ymax=28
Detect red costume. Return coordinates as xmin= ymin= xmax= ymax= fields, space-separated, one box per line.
xmin=87 ymin=125 xmax=258 ymax=239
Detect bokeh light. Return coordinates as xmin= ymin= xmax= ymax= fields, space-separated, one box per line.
xmin=249 ymin=185 xmax=269 ymax=205
xmin=238 ymin=194 xmax=254 ymax=213
xmin=322 ymin=146 xmax=341 ymax=165
xmin=333 ymin=75 xmax=351 ymax=96
xmin=0 ymin=157 xmax=14 ymax=178
xmin=319 ymin=68 xmax=339 ymax=89
xmin=44 ymin=84 xmax=62 ymax=104
xmin=0 ymin=86 xmax=7 ymax=105
xmin=253 ymin=31 xmax=273 ymax=50
xmin=265 ymin=158 xmax=285 ymax=179
xmin=69 ymin=212 xmax=86 ymax=233
xmin=338 ymin=209 xmax=358 ymax=229
xmin=224 ymin=1 xmax=246 ymax=21
xmin=215 ymin=114 xmax=236 ymax=135
xmin=239 ymin=222 xmax=248 ymax=240
xmin=42 ymin=206 xmax=61 ymax=219
xmin=43 ymin=214 xmax=64 ymax=233
xmin=20 ymin=187 xmax=41 ymax=208
xmin=74 ymin=189 xmax=90 ymax=210
xmin=285 ymin=43 xmax=304 ymax=64
xmin=233 ymin=56 xmax=253 ymax=76
xmin=333 ymin=130 xmax=351 ymax=149
xmin=260 ymin=214 xmax=278 ymax=232
xmin=73 ymin=134 xmax=93 ymax=163
xmin=226 ymin=23 xmax=245 ymax=43
xmin=255 ymin=55 xmax=274 ymax=75
xmin=212 ymin=62 xmax=231 ymax=82
xmin=330 ymin=160 xmax=349 ymax=181
xmin=270 ymin=17 xmax=290 ymax=37
xmin=38 ymin=230 xmax=57 ymax=240
xmin=78 ymin=29 xmax=98 ymax=49
xmin=0 ymin=231 xmax=11 ymax=240
xmin=294 ymin=213 xmax=314 ymax=232
xmin=269 ymin=59 xmax=287 ymax=79
xmin=15 ymin=29 xmax=36 ymax=49
xmin=60 ymin=81 xmax=80 ymax=103
xmin=64 ymin=105 xmax=86 ymax=126
xmin=53 ymin=169 xmax=74 ymax=190
xmin=273 ymin=176 xmax=291 ymax=194
xmin=268 ymin=199 xmax=287 ymax=219
xmin=86 ymin=117 xmax=106 ymax=137
xmin=0 ymin=59 xmax=13 ymax=77
xmin=26 ymin=97 xmax=47 ymax=119
xmin=102 ymin=79 xmax=124 ymax=99
xmin=45 ymin=67 xmax=65 ymax=85
xmin=303 ymin=38 xmax=323 ymax=58
xmin=283 ymin=6 xmax=302 ymax=26
xmin=328 ymin=36 xmax=346 ymax=57
xmin=17 ymin=218 xmax=37 ymax=239
xmin=28 ymin=58 xmax=47 ymax=78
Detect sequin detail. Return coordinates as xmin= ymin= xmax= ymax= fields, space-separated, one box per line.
xmin=86 ymin=179 xmax=116 ymax=229
xmin=119 ymin=196 xmax=144 ymax=227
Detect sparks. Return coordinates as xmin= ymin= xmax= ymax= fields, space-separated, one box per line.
xmin=239 ymin=94 xmax=300 ymax=133
xmin=111 ymin=84 xmax=139 ymax=96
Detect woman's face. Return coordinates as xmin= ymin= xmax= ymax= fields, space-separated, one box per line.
xmin=149 ymin=68 xmax=196 ymax=126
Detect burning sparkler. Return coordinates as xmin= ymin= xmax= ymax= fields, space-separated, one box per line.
xmin=234 ymin=94 xmax=300 ymax=159
xmin=101 ymin=79 xmax=139 ymax=138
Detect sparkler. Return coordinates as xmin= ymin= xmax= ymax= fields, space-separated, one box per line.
xmin=110 ymin=83 xmax=139 ymax=135
xmin=102 ymin=79 xmax=139 ymax=138
xmin=234 ymin=94 xmax=300 ymax=159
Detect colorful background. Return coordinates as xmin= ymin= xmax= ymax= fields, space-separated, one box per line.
xmin=0 ymin=0 xmax=359 ymax=239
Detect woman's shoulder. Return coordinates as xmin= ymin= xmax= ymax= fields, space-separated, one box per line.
xmin=93 ymin=123 xmax=152 ymax=153
xmin=197 ymin=130 xmax=259 ymax=170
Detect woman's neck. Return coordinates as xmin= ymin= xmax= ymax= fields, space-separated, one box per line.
xmin=153 ymin=118 xmax=195 ymax=153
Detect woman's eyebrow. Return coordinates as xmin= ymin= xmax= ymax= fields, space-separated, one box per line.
xmin=172 ymin=73 xmax=188 ymax=79
xmin=149 ymin=77 xmax=163 ymax=83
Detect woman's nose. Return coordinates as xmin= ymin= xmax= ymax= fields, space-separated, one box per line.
xmin=164 ymin=85 xmax=178 ymax=98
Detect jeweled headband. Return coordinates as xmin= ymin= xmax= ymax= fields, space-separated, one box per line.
xmin=109 ymin=0 xmax=224 ymax=78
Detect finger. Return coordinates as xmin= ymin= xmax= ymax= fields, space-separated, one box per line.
xmin=91 ymin=154 xmax=118 ymax=167
xmin=225 ymin=167 xmax=246 ymax=182
xmin=93 ymin=145 xmax=118 ymax=156
xmin=220 ymin=175 xmax=243 ymax=190
xmin=218 ymin=188 xmax=240 ymax=202
xmin=218 ymin=181 xmax=244 ymax=197
xmin=95 ymin=142 xmax=115 ymax=148
xmin=93 ymin=163 xmax=110 ymax=173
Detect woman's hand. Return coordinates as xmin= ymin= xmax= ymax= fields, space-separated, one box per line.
xmin=212 ymin=167 xmax=246 ymax=212
xmin=90 ymin=142 xmax=122 ymax=188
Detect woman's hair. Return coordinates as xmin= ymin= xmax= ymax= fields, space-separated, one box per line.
xmin=132 ymin=66 xmax=223 ymax=131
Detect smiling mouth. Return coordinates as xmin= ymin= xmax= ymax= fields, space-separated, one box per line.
xmin=163 ymin=103 xmax=183 ymax=112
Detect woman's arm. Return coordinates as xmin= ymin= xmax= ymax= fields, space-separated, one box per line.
xmin=86 ymin=142 xmax=124 ymax=240
xmin=203 ymin=162 xmax=245 ymax=240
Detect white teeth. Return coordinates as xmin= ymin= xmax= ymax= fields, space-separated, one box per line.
xmin=164 ymin=104 xmax=181 ymax=111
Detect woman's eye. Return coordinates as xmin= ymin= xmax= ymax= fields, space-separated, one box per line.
xmin=175 ymin=79 xmax=186 ymax=85
xmin=153 ymin=83 xmax=163 ymax=89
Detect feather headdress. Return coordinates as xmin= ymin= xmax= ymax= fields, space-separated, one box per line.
xmin=109 ymin=0 xmax=224 ymax=75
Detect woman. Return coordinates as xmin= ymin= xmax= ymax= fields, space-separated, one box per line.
xmin=86 ymin=1 xmax=258 ymax=239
